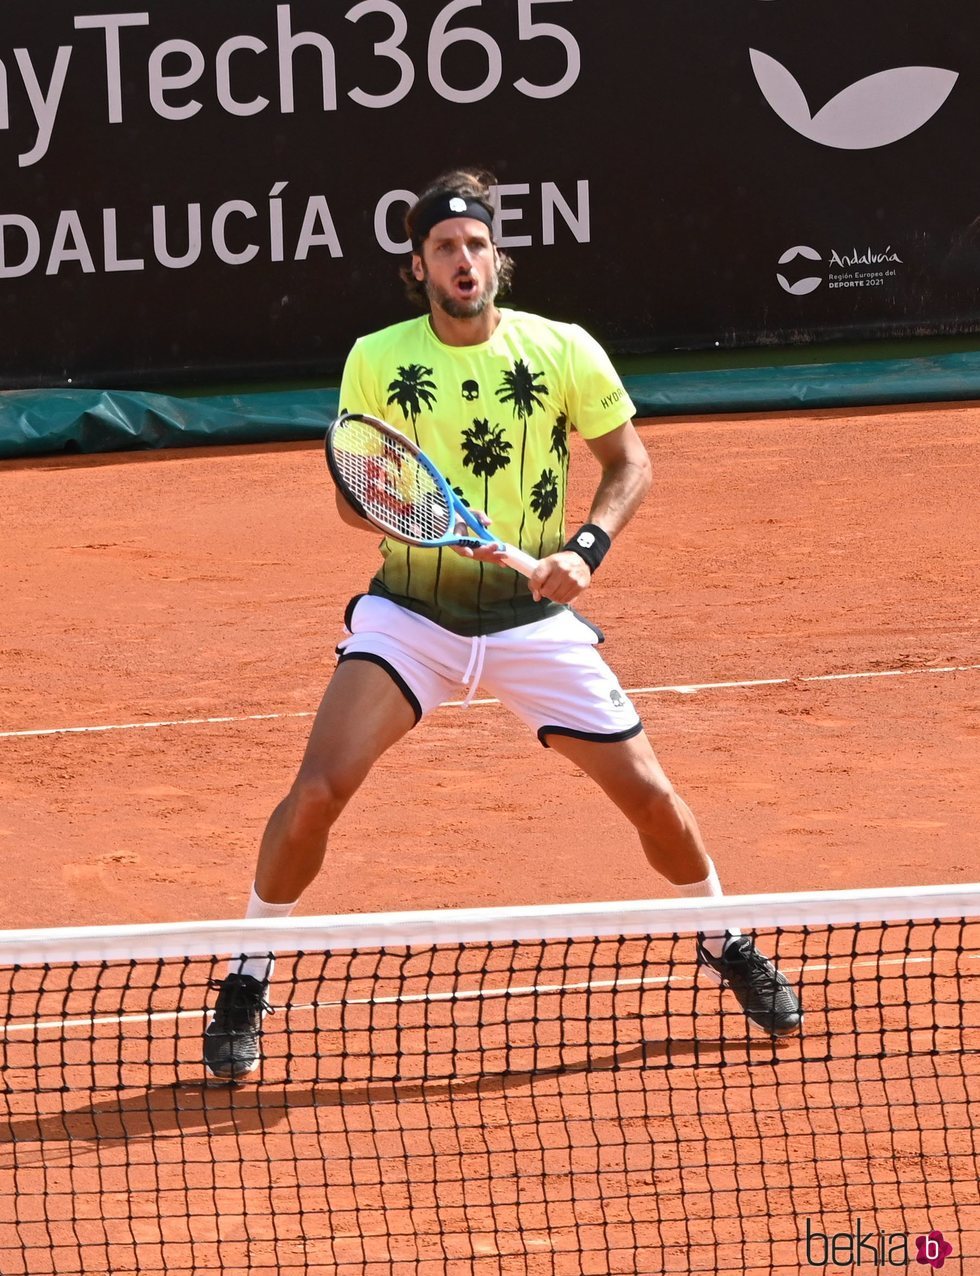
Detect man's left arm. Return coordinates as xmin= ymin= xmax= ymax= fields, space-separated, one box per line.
xmin=528 ymin=421 xmax=652 ymax=604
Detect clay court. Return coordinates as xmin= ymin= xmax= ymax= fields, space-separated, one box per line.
xmin=0 ymin=401 xmax=977 ymax=926
xmin=0 ymin=401 xmax=978 ymax=1276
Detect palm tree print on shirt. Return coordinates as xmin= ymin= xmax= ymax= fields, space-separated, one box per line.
xmin=461 ymin=418 xmax=513 ymax=512
xmin=496 ymin=360 xmax=547 ymax=421
xmin=387 ymin=365 xmax=437 ymax=424
xmin=530 ymin=468 xmax=559 ymax=556
xmin=550 ymin=413 xmax=568 ymax=466
xmin=548 ymin=413 xmax=570 ymax=532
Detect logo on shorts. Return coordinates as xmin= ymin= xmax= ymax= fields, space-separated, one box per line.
xmin=609 ymin=689 xmax=626 ymax=708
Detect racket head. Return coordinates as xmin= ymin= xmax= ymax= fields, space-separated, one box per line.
xmin=325 ymin=412 xmax=458 ymax=547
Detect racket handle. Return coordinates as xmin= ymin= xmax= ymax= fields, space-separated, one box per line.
xmin=497 ymin=543 xmax=539 ymax=579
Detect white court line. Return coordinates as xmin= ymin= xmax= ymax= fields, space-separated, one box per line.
xmin=0 ymin=952 xmax=951 ymax=1037
xmin=1 ymin=663 xmax=978 ymax=740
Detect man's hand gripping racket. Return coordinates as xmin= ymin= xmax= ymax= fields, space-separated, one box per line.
xmin=325 ymin=412 xmax=539 ymax=578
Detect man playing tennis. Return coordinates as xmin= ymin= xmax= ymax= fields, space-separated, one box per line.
xmin=204 ymin=169 xmax=802 ymax=1078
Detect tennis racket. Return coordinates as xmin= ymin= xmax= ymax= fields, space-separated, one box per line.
xmin=325 ymin=412 xmax=539 ymax=578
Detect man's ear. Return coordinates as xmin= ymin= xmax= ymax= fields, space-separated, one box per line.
xmin=411 ymin=252 xmax=424 ymax=281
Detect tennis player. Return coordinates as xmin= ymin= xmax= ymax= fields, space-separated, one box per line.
xmin=204 ymin=169 xmax=802 ymax=1078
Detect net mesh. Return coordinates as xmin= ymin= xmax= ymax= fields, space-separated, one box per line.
xmin=0 ymin=890 xmax=977 ymax=1275
xmin=329 ymin=416 xmax=452 ymax=543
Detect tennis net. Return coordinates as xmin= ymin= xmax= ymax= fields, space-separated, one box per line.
xmin=0 ymin=885 xmax=977 ymax=1275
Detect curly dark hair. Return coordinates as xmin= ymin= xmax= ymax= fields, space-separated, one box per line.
xmin=399 ymin=168 xmax=515 ymax=309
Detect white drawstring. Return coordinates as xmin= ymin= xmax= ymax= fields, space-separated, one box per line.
xmin=461 ymin=634 xmax=487 ymax=708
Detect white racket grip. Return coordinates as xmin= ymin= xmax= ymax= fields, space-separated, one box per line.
xmin=498 ymin=543 xmax=539 ymax=579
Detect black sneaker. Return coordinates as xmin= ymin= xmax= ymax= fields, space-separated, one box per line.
xmin=204 ymin=972 xmax=272 ymax=1079
xmin=697 ymin=935 xmax=803 ymax=1036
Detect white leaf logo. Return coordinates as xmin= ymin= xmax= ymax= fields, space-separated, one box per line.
xmin=776 ymin=245 xmax=822 ymax=294
xmin=750 ymin=49 xmax=958 ymax=150
xmin=778 ymin=246 xmax=821 ymax=264
xmin=777 ymin=273 xmax=822 ymax=295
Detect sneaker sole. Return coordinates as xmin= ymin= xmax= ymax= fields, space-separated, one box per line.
xmin=765 ymin=1017 xmax=804 ymax=1037
xmin=204 ymin=1056 xmax=260 ymax=1081
xmin=698 ymin=962 xmax=724 ymax=987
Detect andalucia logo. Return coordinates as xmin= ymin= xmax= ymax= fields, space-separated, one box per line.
xmin=776 ymin=243 xmax=904 ymax=295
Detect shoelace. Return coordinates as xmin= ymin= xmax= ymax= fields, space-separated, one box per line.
xmin=208 ymin=978 xmax=275 ymax=1020
xmin=738 ymin=947 xmax=788 ymax=991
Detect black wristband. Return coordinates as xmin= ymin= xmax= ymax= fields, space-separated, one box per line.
xmin=562 ymin=523 xmax=611 ymax=574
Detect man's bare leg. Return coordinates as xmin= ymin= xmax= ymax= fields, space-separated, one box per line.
xmin=204 ymin=658 xmax=418 ymax=1078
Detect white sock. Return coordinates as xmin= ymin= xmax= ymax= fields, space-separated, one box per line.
xmin=228 ymin=884 xmax=298 ymax=983
xmin=671 ymin=861 xmax=741 ymax=958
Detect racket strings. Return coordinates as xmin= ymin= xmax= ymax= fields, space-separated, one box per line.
xmin=332 ymin=419 xmax=452 ymax=542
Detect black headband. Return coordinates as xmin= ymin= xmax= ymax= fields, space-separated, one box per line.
xmin=411 ymin=195 xmax=494 ymax=249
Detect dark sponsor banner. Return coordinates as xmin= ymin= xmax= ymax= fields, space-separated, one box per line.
xmin=0 ymin=1 xmax=977 ymax=387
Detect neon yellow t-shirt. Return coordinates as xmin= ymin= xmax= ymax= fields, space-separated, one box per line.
xmin=338 ymin=308 xmax=636 ymax=636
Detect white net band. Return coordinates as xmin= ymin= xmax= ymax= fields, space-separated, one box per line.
xmin=0 ymin=883 xmax=977 ymax=965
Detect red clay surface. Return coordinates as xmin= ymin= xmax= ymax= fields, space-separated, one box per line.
xmin=1 ymin=401 xmax=979 ymax=1276
xmin=0 ymin=403 xmax=978 ymax=930
xmin=4 ymin=923 xmax=975 ymax=1276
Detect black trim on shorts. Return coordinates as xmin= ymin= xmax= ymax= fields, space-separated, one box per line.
xmin=569 ymin=609 xmax=605 ymax=643
xmin=337 ymin=651 xmax=423 ymax=725
xmin=343 ymin=593 xmax=368 ymax=632
xmin=537 ymin=720 xmax=644 ymax=749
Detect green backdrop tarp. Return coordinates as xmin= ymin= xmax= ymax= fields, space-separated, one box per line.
xmin=0 ymin=388 xmax=340 ymax=460
xmin=2 ymin=353 xmax=980 ymax=461
xmin=627 ymin=352 xmax=980 ymax=416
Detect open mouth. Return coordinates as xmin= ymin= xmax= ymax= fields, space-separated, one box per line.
xmin=454 ymin=276 xmax=477 ymax=298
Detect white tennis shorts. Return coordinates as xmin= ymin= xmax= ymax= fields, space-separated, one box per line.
xmin=336 ymin=594 xmax=643 ymax=747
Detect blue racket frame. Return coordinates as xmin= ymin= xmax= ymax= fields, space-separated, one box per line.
xmin=325 ymin=413 xmax=539 ymax=578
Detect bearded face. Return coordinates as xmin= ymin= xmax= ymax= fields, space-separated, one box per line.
xmin=414 ymin=219 xmax=500 ymax=321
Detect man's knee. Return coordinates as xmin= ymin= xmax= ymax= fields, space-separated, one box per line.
xmin=626 ymin=775 xmax=682 ymax=831
xmin=283 ymin=770 xmax=358 ymax=837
